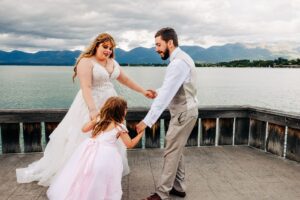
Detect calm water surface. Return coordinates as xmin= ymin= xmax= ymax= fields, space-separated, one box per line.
xmin=1 ymin=66 xmax=300 ymax=115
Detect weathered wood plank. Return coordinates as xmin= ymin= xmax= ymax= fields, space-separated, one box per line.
xmin=249 ymin=119 xmax=266 ymax=150
xmin=218 ymin=118 xmax=234 ymax=145
xmin=0 ymin=153 xmax=46 ymax=200
xmin=286 ymin=117 xmax=300 ymax=130
xmin=127 ymin=150 xmax=158 ymax=199
xmin=201 ymin=118 xmax=216 ymax=146
xmin=286 ymin=127 xmax=300 ymax=162
xmin=2 ymin=147 xmax=300 ymax=200
xmin=249 ymin=107 xmax=300 ymax=129
xmin=145 ymin=121 xmax=160 ymax=148
xmin=0 ymin=123 xmax=20 ymax=153
xmin=234 ymin=118 xmax=249 ymax=145
xmin=0 ymin=109 xmax=67 ymax=123
xmin=23 ymin=122 xmax=42 ymax=152
xmin=1 ymin=106 xmax=300 ymax=129
xmin=44 ymin=122 xmax=59 ymax=143
xmin=266 ymin=123 xmax=285 ymax=156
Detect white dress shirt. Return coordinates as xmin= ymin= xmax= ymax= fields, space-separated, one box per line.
xmin=143 ymin=47 xmax=191 ymax=127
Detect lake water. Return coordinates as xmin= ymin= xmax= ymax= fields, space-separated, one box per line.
xmin=1 ymin=66 xmax=300 ymax=115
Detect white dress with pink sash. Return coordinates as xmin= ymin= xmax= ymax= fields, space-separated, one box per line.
xmin=47 ymin=125 xmax=126 ymax=200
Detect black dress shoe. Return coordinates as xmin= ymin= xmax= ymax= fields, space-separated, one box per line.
xmin=144 ymin=193 xmax=162 ymax=200
xmin=169 ymin=187 xmax=186 ymax=197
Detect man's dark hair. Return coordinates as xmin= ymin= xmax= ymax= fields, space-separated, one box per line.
xmin=155 ymin=27 xmax=179 ymax=47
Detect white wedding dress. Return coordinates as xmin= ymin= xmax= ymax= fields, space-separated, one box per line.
xmin=16 ymin=59 xmax=130 ymax=186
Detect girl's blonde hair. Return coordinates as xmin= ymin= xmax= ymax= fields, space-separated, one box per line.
xmin=92 ymin=96 xmax=127 ymax=138
xmin=72 ymin=33 xmax=116 ymax=81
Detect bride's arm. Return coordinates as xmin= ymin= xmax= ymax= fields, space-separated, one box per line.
xmin=77 ymin=58 xmax=98 ymax=119
xmin=117 ymin=67 xmax=156 ymax=99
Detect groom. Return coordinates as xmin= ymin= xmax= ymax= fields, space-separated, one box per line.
xmin=136 ymin=27 xmax=198 ymax=200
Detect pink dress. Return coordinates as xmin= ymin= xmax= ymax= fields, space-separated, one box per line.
xmin=47 ymin=125 xmax=126 ymax=200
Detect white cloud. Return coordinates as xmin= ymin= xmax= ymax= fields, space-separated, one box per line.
xmin=0 ymin=0 xmax=299 ymax=54
xmin=118 ymin=30 xmax=155 ymax=50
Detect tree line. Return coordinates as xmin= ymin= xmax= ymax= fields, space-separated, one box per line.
xmin=119 ymin=58 xmax=300 ymax=67
xmin=195 ymin=58 xmax=300 ymax=67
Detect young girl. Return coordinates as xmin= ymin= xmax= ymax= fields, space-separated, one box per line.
xmin=47 ymin=96 xmax=143 ymax=200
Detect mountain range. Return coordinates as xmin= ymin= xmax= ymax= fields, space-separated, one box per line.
xmin=0 ymin=43 xmax=290 ymax=65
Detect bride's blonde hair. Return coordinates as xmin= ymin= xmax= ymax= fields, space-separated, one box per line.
xmin=92 ymin=97 xmax=127 ymax=138
xmin=72 ymin=33 xmax=116 ymax=81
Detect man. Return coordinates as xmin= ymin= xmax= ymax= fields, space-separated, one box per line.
xmin=136 ymin=27 xmax=198 ymax=200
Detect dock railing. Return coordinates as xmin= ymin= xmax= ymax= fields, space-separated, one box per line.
xmin=0 ymin=106 xmax=299 ymax=162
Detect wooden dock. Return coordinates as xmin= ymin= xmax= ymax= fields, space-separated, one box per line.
xmin=1 ymin=107 xmax=299 ymax=199
xmin=1 ymin=146 xmax=299 ymax=200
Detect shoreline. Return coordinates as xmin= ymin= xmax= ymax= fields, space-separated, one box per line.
xmin=1 ymin=64 xmax=300 ymax=68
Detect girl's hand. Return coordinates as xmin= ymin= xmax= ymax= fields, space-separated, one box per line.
xmin=136 ymin=121 xmax=147 ymax=134
xmin=144 ymin=89 xmax=157 ymax=99
xmin=82 ymin=116 xmax=98 ymax=133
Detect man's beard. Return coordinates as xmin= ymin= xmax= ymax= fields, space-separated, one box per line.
xmin=160 ymin=48 xmax=170 ymax=60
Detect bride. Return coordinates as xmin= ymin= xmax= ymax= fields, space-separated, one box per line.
xmin=16 ymin=33 xmax=156 ymax=186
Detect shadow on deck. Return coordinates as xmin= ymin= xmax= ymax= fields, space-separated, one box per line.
xmin=1 ymin=146 xmax=299 ymax=200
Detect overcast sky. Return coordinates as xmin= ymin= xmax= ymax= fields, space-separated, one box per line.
xmin=0 ymin=0 xmax=299 ymax=54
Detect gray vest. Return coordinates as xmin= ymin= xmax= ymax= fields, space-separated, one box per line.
xmin=168 ymin=49 xmax=198 ymax=115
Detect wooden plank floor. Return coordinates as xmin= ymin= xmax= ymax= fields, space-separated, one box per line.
xmin=0 ymin=146 xmax=299 ymax=200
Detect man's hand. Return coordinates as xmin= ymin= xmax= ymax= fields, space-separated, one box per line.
xmin=144 ymin=89 xmax=157 ymax=99
xmin=136 ymin=121 xmax=147 ymax=134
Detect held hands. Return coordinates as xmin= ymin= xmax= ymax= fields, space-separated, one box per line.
xmin=136 ymin=121 xmax=147 ymax=134
xmin=144 ymin=89 xmax=157 ymax=99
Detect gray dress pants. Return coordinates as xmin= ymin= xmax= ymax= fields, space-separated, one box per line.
xmin=156 ymin=108 xmax=198 ymax=199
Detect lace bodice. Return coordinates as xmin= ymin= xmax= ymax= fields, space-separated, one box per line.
xmin=91 ymin=59 xmax=120 ymax=90
xmin=89 ymin=59 xmax=121 ymax=108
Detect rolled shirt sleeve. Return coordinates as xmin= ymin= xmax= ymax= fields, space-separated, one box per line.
xmin=143 ymin=59 xmax=190 ymax=127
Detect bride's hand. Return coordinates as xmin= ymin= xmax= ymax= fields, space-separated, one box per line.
xmin=144 ymin=89 xmax=157 ymax=99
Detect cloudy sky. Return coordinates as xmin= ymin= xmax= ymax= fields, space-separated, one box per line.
xmin=0 ymin=0 xmax=299 ymax=55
